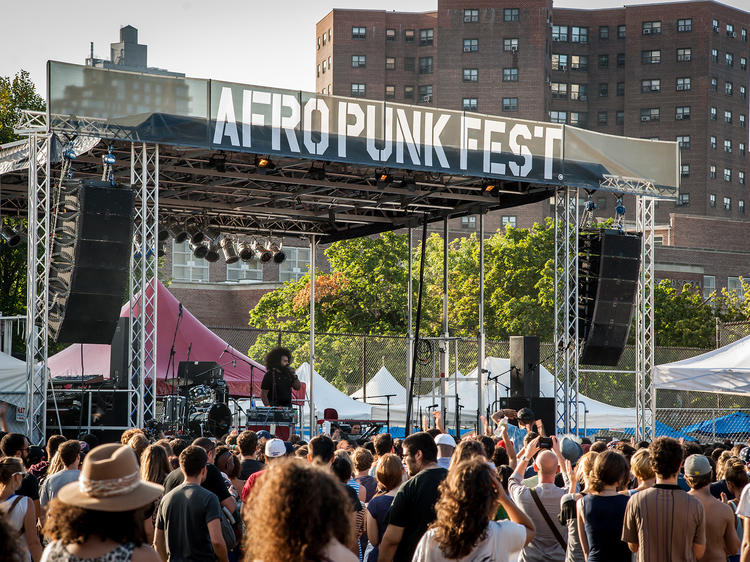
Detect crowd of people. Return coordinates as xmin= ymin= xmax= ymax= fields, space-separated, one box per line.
xmin=3 ymin=406 xmax=750 ymax=561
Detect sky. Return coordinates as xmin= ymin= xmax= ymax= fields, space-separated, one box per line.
xmin=2 ymin=0 xmax=749 ymax=96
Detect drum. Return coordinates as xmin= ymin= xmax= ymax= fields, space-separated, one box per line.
xmin=188 ymin=384 xmax=211 ymax=405
xmin=163 ymin=395 xmax=186 ymax=424
xmin=189 ymin=402 xmax=232 ymax=437
xmin=211 ymin=380 xmax=229 ymax=404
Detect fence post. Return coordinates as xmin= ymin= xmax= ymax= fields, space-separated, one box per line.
xmin=362 ymin=335 xmax=367 ymax=401
xmin=715 ymin=318 xmax=720 ymax=349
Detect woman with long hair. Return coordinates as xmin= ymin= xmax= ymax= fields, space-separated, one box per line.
xmin=448 ymin=439 xmax=487 ymax=470
xmin=140 ymin=444 xmax=171 ymax=544
xmin=365 ymin=454 xmax=402 ymax=562
xmin=413 ymin=458 xmax=534 ymax=561
xmin=243 ymin=459 xmax=357 ymax=561
xmin=0 ymin=457 xmax=43 ymax=561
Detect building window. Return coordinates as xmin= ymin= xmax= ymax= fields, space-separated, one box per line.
xmin=418 ymin=56 xmax=433 ymax=74
xmin=504 ymin=8 xmax=519 ymax=22
xmin=742 ymin=57 xmax=748 ymax=70
xmin=725 ymin=140 xmax=732 ymax=153
xmin=599 ymin=83 xmax=608 ymax=97
xmin=727 ymin=23 xmax=735 ymax=37
xmin=569 ymin=112 xmax=587 ymax=126
xmin=316 ymin=64 xmax=320 ymax=77
xmin=552 ymin=25 xmax=568 ymax=41
xmin=726 ymin=81 xmax=734 ymax=96
xmin=385 ymin=85 xmax=395 ymax=99
xmin=617 ymin=82 xmax=625 ymax=96
xmin=384 ymin=57 xmax=395 ymax=70
xmin=405 ymin=29 xmax=415 ymax=42
xmin=418 ymin=85 xmax=433 ymax=102
xmin=404 ymin=57 xmax=415 ymax=71
xmin=352 ymin=26 xmax=366 ymax=39
xmin=551 ymin=54 xmax=568 ymax=70
xmin=741 ymin=114 xmax=747 ymax=128
xmin=386 ymin=28 xmax=396 ymax=41
xmin=172 ymin=241 xmax=209 ymax=282
xmin=713 ymin=19 xmax=720 ymax=32
xmin=710 ymin=107 xmax=717 ymax=120
xmin=724 ymin=169 xmax=732 ymax=182
xmin=642 ymin=21 xmax=661 ymax=35
xmin=741 ymin=86 xmax=747 ymax=99
xmin=503 ymin=68 xmax=518 ymax=81
xmin=675 ymin=106 xmax=690 ymax=120
xmin=461 ymin=216 xmax=477 ymax=229
xmin=642 ymin=50 xmax=661 ymax=64
xmin=617 ymin=24 xmax=626 ymax=38
xmin=502 ymin=97 xmax=519 ymax=111
xmin=226 ymin=259 xmax=262 ymax=283
xmin=571 ymin=26 xmax=588 ymax=43
xmin=726 ymin=53 xmax=734 ymax=66
xmin=703 ymin=275 xmax=716 ymax=299
xmin=711 ymin=49 xmax=719 ymax=63
xmin=678 ymin=193 xmax=690 ymax=206
xmin=725 ymin=110 xmax=733 ymax=124
xmin=570 ymin=83 xmax=587 ymax=101
xmin=571 ymin=55 xmax=588 ymax=70
xmin=677 ymin=18 xmax=692 ymax=32
xmin=464 ymin=68 xmax=478 ymax=82
xmin=711 ymin=78 xmax=718 ymax=91
xmin=616 ymin=111 xmax=624 ymax=124
xmin=317 ymin=37 xmax=321 ymax=50
xmin=551 ymin=82 xmax=568 ymax=99
xmin=501 ymin=216 xmax=517 ymax=228
xmin=321 ymin=59 xmax=327 ymax=72
xmin=680 ymin=164 xmax=690 ymax=177
xmin=710 ymin=165 xmax=717 ymax=179
xmin=504 ymin=38 xmax=519 ymax=51
xmin=598 ymin=54 xmax=609 ymax=68
xmin=676 ymin=77 xmax=691 ymax=91
xmin=463 ymin=38 xmax=478 ymax=52
xmin=598 ymin=111 xmax=608 ymax=124
xmin=463 ymin=8 xmax=479 ymax=23
xmin=740 ymin=171 xmax=746 ymax=185
xmin=740 ymin=142 xmax=746 ymax=156
xmin=599 ymin=26 xmax=609 ymax=39
xmin=351 ymin=55 xmax=366 ymax=68
xmin=419 ymin=28 xmax=434 ymax=45
xmin=676 ymin=136 xmax=690 ymax=149
xmin=404 ymin=85 xmax=414 ymax=99
xmin=641 ymin=79 xmax=660 ymax=92
xmin=549 ymin=110 xmax=567 ymax=124
xmin=740 ymin=200 xmax=746 ymax=214
xmin=728 ymin=277 xmax=744 ymax=299
xmin=640 ymin=108 xmax=660 ymax=122
xmin=617 ymin=53 xmax=625 ymax=67
xmin=710 ymin=193 xmax=717 ymax=207
xmin=676 ymin=48 xmax=691 ymax=62
xmin=724 ymin=196 xmax=732 ymax=210
xmin=351 ymin=83 xmax=366 ymax=97
xmin=743 ymin=29 xmax=748 ymax=42
xmin=710 ymin=136 xmax=717 ymax=149
xmin=462 ymin=98 xmax=478 ymax=111
xmin=279 ymin=247 xmax=310 ymax=282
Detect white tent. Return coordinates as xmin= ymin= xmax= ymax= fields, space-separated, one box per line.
xmin=654 ymin=335 xmax=750 ymax=395
xmin=296 ymin=362 xmax=372 ymax=420
xmin=0 ymin=351 xmax=29 ymax=434
xmin=350 ymin=366 xmax=407 ymax=404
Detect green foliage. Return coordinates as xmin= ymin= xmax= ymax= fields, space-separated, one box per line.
xmin=0 ymin=217 xmax=27 ymax=316
xmin=0 ymin=70 xmax=45 ymax=144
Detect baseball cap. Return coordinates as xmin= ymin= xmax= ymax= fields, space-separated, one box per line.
xmin=740 ymin=447 xmax=750 ymax=465
xmin=434 ymin=433 xmax=456 ymax=447
xmin=684 ymin=454 xmax=712 ymax=477
xmin=559 ymin=435 xmax=583 ymax=465
xmin=517 ymin=408 xmax=534 ymax=423
xmin=265 ymin=438 xmax=287 ymax=458
xmin=256 ymin=430 xmax=273 ymax=440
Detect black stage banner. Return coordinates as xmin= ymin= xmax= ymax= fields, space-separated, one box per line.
xmin=48 ymin=62 xmax=679 ymax=196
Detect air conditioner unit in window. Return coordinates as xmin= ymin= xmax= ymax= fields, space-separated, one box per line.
xmin=463 ymin=46 xmax=473 ymax=52
xmin=423 ymin=95 xmax=432 ymax=102
xmin=511 ymin=46 xmax=518 ymax=52
xmin=641 ymin=115 xmax=650 ymax=122
xmin=643 ymin=28 xmax=651 ymax=35
xmin=559 ymin=64 xmax=568 ymax=71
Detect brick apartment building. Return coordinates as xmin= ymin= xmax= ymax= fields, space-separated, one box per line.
xmin=315 ymin=0 xmax=750 ymax=301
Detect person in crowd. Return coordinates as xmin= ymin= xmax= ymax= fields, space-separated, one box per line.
xmin=332 ymin=451 xmax=365 ymax=556
xmin=155 ymin=445 xmax=227 ymax=562
xmin=236 ymin=430 xmax=264 ymax=479
xmin=119 ymin=428 xmax=145 ymax=446
xmin=140 ymin=444 xmax=172 ymax=543
xmin=243 ymin=459 xmax=357 ymax=561
xmin=576 ymin=450 xmax=631 ymax=562
xmin=308 ymin=434 xmax=336 ymax=466
xmin=167 ymin=439 xmax=187 ymax=470
xmin=353 ymin=447 xmax=378 ymax=502
xmin=260 ymin=347 xmax=301 ymax=407
xmin=434 ymin=433 xmax=455 ymax=470
xmin=684 ymin=453 xmax=739 ymax=562
xmin=35 ymin=434 xmax=66 ymax=485
xmin=509 ymin=435 xmax=566 ymax=562
xmin=40 ymin=440 xmax=81 ymax=521
xmin=559 ymin=451 xmax=598 ymax=562
xmin=629 ymin=448 xmax=655 ymax=495
xmin=241 ymin=438 xmax=287 ymax=503
xmin=711 ymin=449 xmax=737 ymax=500
xmin=0 ymin=509 xmax=26 ymax=562
xmin=366 ymin=454 xmax=403 ymax=562
xmin=413 ymin=457 xmax=535 ymax=561
xmin=369 ymin=433 xmax=395 ymax=476
xmin=41 ymin=444 xmax=161 ymax=562
xmin=214 ymin=445 xmax=240 ymax=500
xmin=1 ymin=433 xmax=41 ymax=521
xmin=579 ymin=439 xmax=591 ymax=454
xmin=448 ymin=439 xmax=486 ymax=470
xmin=622 ymin=436 xmax=706 ymax=561
xmin=724 ymin=458 xmax=749 ymax=562
xmin=128 ymin=433 xmax=149 ymax=464
xmin=589 ymin=441 xmax=607 ymax=453
xmin=491 ymin=407 xmax=544 ymax=452
xmin=377 ymin=431 xmax=449 ymax=562
xmin=153 ymin=439 xmax=173 ymax=458
xmin=163 ymin=437 xmax=236 ymax=515
xmin=0 ymin=456 xmax=43 ymax=561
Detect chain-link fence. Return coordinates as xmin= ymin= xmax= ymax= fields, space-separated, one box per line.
xmin=717 ymin=319 xmax=750 ymax=347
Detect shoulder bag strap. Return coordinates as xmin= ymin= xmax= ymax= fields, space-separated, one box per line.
xmin=529 ymin=488 xmax=566 ymax=549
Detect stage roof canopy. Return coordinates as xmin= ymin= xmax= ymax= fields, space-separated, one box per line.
xmin=0 ymin=61 xmax=679 ymax=242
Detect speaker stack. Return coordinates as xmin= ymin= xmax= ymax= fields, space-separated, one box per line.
xmin=48 ymin=179 xmax=135 ymax=344
xmin=503 ymin=335 xmax=555 ymax=433
xmin=577 ymin=230 xmax=642 ymax=366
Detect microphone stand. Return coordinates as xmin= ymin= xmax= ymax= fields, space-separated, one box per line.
xmin=222 ymin=347 xmax=260 ymax=406
xmin=166 ymin=303 xmax=184 ymax=406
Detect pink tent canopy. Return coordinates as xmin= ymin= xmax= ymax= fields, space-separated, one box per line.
xmin=48 ymin=280 xmax=275 ymax=397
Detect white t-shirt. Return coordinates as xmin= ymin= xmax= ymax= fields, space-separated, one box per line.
xmin=413 ymin=519 xmax=527 ymax=562
xmin=736 ymin=483 xmax=750 ymax=517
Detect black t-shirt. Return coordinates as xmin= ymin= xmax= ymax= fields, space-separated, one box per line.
xmin=240 ymin=458 xmax=265 ymax=480
xmin=157 ymin=483 xmax=222 ymax=562
xmin=386 ymin=466 xmax=448 ymax=562
xmin=163 ymin=464 xmax=231 ymax=502
xmin=260 ymin=368 xmax=296 ymax=406
xmin=17 ymin=473 xmax=39 ymax=501
xmin=710 ymin=479 xmax=734 ymax=501
xmin=343 ymin=483 xmax=363 ymax=512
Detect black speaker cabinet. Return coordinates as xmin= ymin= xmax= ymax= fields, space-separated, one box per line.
xmin=577 ymin=230 xmax=641 ymax=366
xmin=498 ymin=396 xmax=555 ymax=437
xmin=510 ymin=336 xmax=540 ymax=398
xmin=48 ymin=179 xmax=134 ymax=344
xmin=109 ymin=317 xmax=130 ymax=389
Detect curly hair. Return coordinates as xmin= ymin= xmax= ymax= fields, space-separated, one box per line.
xmin=449 ymin=439 xmax=486 ymax=470
xmin=649 ymin=437 xmax=683 ymax=478
xmin=42 ymin=499 xmax=147 ymax=545
xmin=265 ymin=346 xmax=292 ymax=371
xmin=430 ymin=458 xmax=499 ymax=559
xmin=243 ymin=459 xmax=352 ymax=561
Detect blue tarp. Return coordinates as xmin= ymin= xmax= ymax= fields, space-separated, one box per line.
xmin=681 ymin=412 xmax=750 ymax=436
xmin=622 ymin=421 xmax=697 ymax=441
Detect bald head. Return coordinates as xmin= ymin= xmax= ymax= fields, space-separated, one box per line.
xmin=535 ymin=450 xmax=559 ymax=480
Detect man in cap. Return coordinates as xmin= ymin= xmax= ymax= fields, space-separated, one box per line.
xmin=240 ymin=438 xmax=287 ymax=504
xmin=685 ymin=454 xmax=739 ymax=561
xmin=491 ymin=407 xmax=544 ymax=452
xmin=434 ymin=433 xmax=455 ymax=470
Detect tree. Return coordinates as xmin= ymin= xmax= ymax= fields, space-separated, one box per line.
xmin=1 ymin=70 xmax=45 ymax=144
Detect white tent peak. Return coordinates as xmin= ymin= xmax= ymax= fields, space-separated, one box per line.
xmin=296 ymin=362 xmax=372 ymax=420
xmin=351 ymin=365 xmax=406 ymax=402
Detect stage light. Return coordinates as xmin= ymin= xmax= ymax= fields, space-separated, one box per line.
xmin=308 ymin=162 xmax=326 ymax=181
xmin=205 ymin=242 xmax=221 ymax=263
xmin=267 ymin=240 xmax=286 ymax=264
xmin=167 ymin=219 xmax=189 ymax=244
xmin=190 ymin=240 xmax=209 ymax=259
xmin=255 ymin=156 xmax=275 ymax=170
xmin=238 ymin=241 xmax=256 ymax=262
xmin=157 ymin=221 xmax=170 ymax=242
xmin=209 ymin=153 xmax=227 ymax=173
xmin=220 ymin=237 xmax=239 ymax=264
xmin=377 ymin=171 xmax=392 ymax=187
xmin=484 ymin=183 xmax=498 ymax=194
xmin=252 ymin=239 xmax=273 ymax=263
xmin=1 ymin=224 xmax=22 ymax=248
xmin=186 ymin=221 xmax=205 ymax=244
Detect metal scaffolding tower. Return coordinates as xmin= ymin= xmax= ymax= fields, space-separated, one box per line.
xmin=635 ymin=197 xmax=656 ymax=441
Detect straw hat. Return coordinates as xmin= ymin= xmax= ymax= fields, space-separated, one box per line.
xmin=57 ymin=443 xmax=163 ymax=512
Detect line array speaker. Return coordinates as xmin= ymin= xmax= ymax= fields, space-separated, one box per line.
xmin=48 ymin=179 xmax=135 ymax=344
xmin=577 ymin=229 xmax=641 ymax=366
